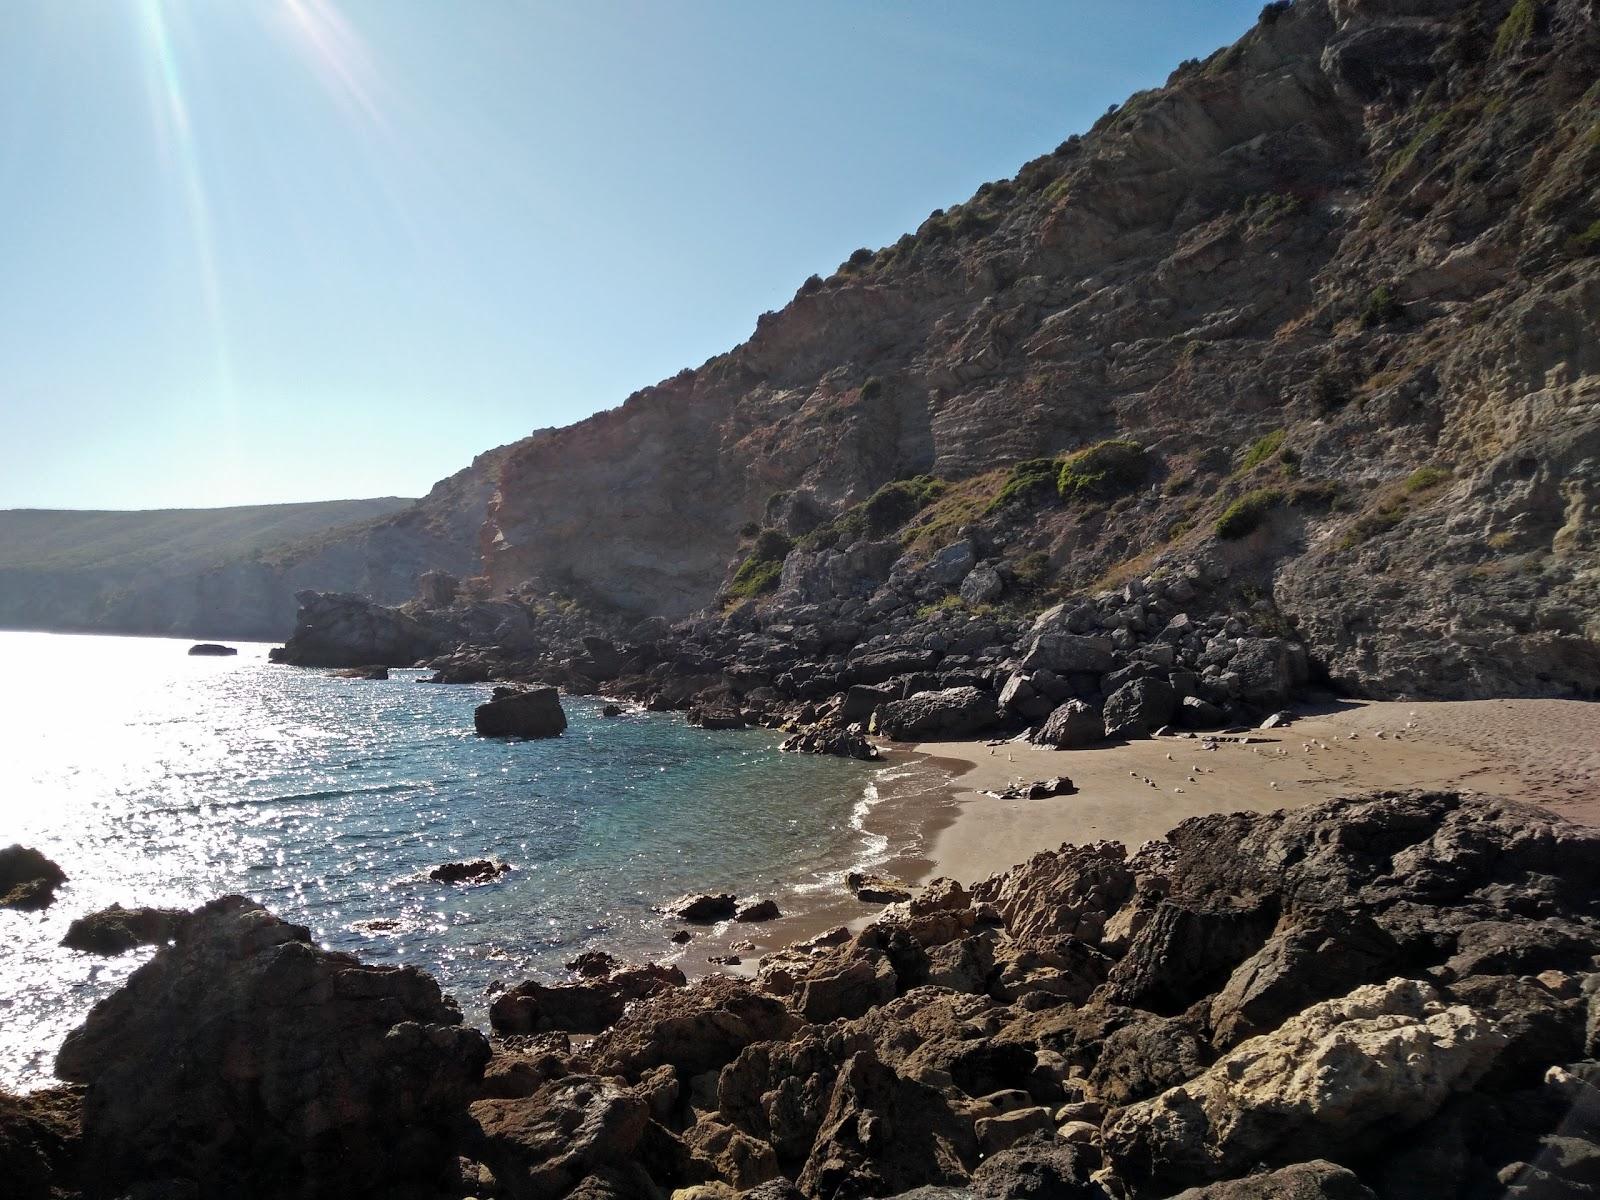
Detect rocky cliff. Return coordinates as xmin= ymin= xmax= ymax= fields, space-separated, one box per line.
xmin=0 ymin=445 xmax=517 ymax=642
xmin=480 ymin=0 xmax=1600 ymax=699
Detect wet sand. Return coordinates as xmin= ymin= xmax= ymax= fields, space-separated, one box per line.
xmin=910 ymin=699 xmax=1600 ymax=886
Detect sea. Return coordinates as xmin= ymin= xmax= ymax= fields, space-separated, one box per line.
xmin=0 ymin=630 xmax=928 ymax=1092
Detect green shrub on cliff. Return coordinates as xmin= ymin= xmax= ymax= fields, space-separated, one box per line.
xmin=1360 ymin=285 xmax=1404 ymax=328
xmin=988 ymin=458 xmax=1062 ymax=513
xmin=1057 ymin=440 xmax=1150 ymax=502
xmin=1494 ymin=0 xmax=1539 ymax=57
xmin=1215 ymin=488 xmax=1284 ymax=539
xmin=798 ymin=476 xmax=946 ymax=553
xmin=1404 ymin=466 xmax=1452 ymax=493
xmin=726 ymin=528 xmax=792 ymax=599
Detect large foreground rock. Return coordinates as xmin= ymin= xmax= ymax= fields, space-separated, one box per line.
xmin=475 ymin=686 xmax=569 ymax=738
xmin=54 ymin=895 xmax=489 ymax=1198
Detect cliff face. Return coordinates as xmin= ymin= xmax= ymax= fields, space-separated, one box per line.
xmin=481 ymin=0 xmax=1600 ymax=698
xmin=0 ymin=445 xmax=518 ymax=641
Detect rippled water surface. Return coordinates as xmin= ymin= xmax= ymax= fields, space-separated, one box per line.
xmin=0 ymin=631 xmax=884 ymax=1091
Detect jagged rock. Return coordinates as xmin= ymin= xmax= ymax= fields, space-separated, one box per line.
xmin=973 ymin=840 xmax=1134 ymax=945
xmin=839 ymin=684 xmax=896 ymax=723
xmin=960 ymin=563 xmax=1004 ymax=605
xmin=586 ymin=974 xmax=802 ymax=1080
xmin=970 ymin=1135 xmax=1105 ymax=1198
xmin=0 ymin=845 xmax=67 ymax=910
xmin=60 ymin=904 xmax=188 ymax=956
xmin=270 ymin=590 xmax=454 ymax=668
xmin=54 ymin=895 xmax=489 ymax=1197
xmin=876 ymin=686 xmax=1000 ymax=741
xmin=976 ymin=1106 xmax=1056 ymax=1155
xmin=668 ymin=893 xmax=739 ymax=923
xmin=475 ymin=686 xmax=568 ymax=738
xmin=688 ymin=705 xmax=746 ymax=730
xmin=430 ymin=858 xmax=511 ymax=884
xmin=1031 ymin=699 xmax=1105 ymax=748
xmin=186 ymin=643 xmax=236 ymax=656
xmin=491 ymin=962 xmax=686 ymax=1035
xmin=926 ymin=541 xmax=978 ymax=586
xmin=1102 ymin=677 xmax=1177 ymax=739
xmin=682 ymin=1116 xmax=780 ymax=1189
xmin=0 ymin=1085 xmax=82 ymax=1200
xmin=1179 ymin=694 xmax=1226 ymax=729
xmin=471 ymin=1076 xmax=650 ymax=1200
xmin=1103 ymin=979 xmax=1508 ymax=1192
xmin=794 ymin=948 xmax=899 ymax=1023
xmin=1165 ymin=1161 xmax=1377 ymax=1199
xmin=797 ymin=1051 xmax=977 ymax=1199
xmin=1020 ymin=633 xmax=1116 ymax=675
xmin=330 ymin=663 xmax=389 ymax=679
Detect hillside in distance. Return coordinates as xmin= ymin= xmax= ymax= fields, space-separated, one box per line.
xmin=0 ymin=443 xmax=516 ymax=640
xmin=476 ymin=0 xmax=1600 ymax=699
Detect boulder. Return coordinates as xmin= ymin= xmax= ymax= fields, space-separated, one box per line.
xmin=186 ymin=643 xmax=237 ymax=656
xmin=270 ymin=590 xmax=455 ymax=668
xmin=926 ymin=541 xmax=978 ymax=585
xmin=839 ymin=684 xmax=896 ymax=723
xmin=794 ymin=948 xmax=899 ymax=1023
xmin=1103 ymin=978 xmax=1508 ymax=1192
xmin=668 ymin=893 xmax=739 ymax=923
xmin=1179 ymin=694 xmax=1226 ymax=729
xmin=970 ymin=1136 xmax=1105 ymax=1198
xmin=475 ymin=686 xmax=569 ymax=738
xmin=1102 ymin=677 xmax=1177 ymax=739
xmin=846 ymin=871 xmax=914 ymax=904
xmin=1020 ymin=633 xmax=1116 ymax=675
xmin=780 ymin=725 xmax=881 ymax=760
xmin=0 ymin=846 xmax=66 ymax=910
xmin=1229 ymin=638 xmax=1304 ymax=706
xmin=734 ymin=898 xmax=782 ymax=923
xmin=876 ymin=686 xmax=1000 ymax=741
xmin=60 ymin=904 xmax=188 ymax=956
xmin=1031 ymin=700 xmax=1105 ymax=749
xmin=960 ymin=563 xmax=1004 ymax=605
xmin=54 ymin=895 xmax=489 ymax=1198
xmin=430 ymin=859 xmax=511 ymax=884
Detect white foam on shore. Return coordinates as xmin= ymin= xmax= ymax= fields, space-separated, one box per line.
xmin=791 ymin=757 xmax=937 ymax=894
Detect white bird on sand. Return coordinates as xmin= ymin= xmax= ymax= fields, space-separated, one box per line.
xmin=1174 ymin=787 xmax=1185 ymax=793
xmin=1188 ymin=776 xmax=1197 ymax=783
xmin=1270 ymin=781 xmax=1279 ymax=790
xmin=1375 ymin=730 xmax=1386 ymax=739
xmin=1166 ymin=753 xmax=1174 ymax=760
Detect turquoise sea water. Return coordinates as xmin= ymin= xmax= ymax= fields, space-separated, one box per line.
xmin=0 ymin=631 xmax=895 ymax=1092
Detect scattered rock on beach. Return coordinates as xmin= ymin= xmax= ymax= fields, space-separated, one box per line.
xmin=845 ymin=871 xmax=914 ymax=904
xmin=429 ymin=859 xmax=511 ymax=885
xmin=989 ymin=776 xmax=1075 ymax=801
xmin=735 ymin=898 xmax=782 ymax=923
xmin=0 ymin=845 xmax=67 ymax=910
xmin=186 ymin=643 xmax=236 ymax=657
xmin=60 ymin=904 xmax=188 ymax=956
xmin=474 ymin=685 xmax=568 ymax=739
xmin=667 ymin=893 xmax=739 ymax=923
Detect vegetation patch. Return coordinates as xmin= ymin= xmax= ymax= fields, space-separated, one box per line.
xmin=1238 ymin=429 xmax=1287 ymax=474
xmin=1568 ymin=219 xmax=1600 ymax=257
xmin=1057 ymin=440 xmax=1151 ymax=502
xmin=1494 ymin=0 xmax=1539 ymax=57
xmin=1215 ymin=488 xmax=1285 ymax=540
xmin=1359 ymin=285 xmax=1405 ymax=329
xmin=798 ymin=476 xmax=946 ymax=553
xmin=725 ymin=528 xmax=792 ymax=599
xmin=900 ymin=470 xmax=1009 ymax=557
xmin=988 ymin=458 xmax=1062 ymax=513
xmin=1243 ymin=191 xmax=1304 ymax=230
xmin=1338 ymin=507 xmax=1405 ymax=551
xmin=1404 ymin=466 xmax=1452 ymax=494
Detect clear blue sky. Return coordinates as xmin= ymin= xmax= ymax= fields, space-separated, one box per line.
xmin=0 ymin=1 xmax=1261 ymax=511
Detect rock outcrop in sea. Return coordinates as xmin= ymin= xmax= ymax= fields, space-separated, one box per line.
xmin=9 ymin=790 xmax=1600 ymax=1199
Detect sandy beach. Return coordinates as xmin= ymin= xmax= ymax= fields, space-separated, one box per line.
xmin=910 ymin=698 xmax=1600 ymax=885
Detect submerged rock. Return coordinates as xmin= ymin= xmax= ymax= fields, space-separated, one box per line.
xmin=0 ymin=845 xmax=66 ymax=910
xmin=735 ymin=898 xmax=783 ymax=923
xmin=668 ymin=893 xmax=739 ymax=923
xmin=474 ymin=685 xmax=568 ymax=738
xmin=330 ymin=663 xmax=389 ymax=679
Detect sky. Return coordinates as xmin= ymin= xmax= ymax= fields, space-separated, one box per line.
xmin=0 ymin=1 xmax=1263 ymax=511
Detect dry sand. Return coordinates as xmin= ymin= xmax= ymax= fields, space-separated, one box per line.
xmin=910 ymin=699 xmax=1600 ymax=885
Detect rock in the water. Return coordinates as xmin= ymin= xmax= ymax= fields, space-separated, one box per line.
xmin=60 ymin=904 xmax=188 ymax=956
xmin=430 ymin=859 xmax=511 ymax=884
xmin=475 ymin=685 xmax=568 ymax=739
xmin=781 ymin=725 xmax=881 ymax=760
xmin=54 ymin=895 xmax=489 ymax=1198
xmin=735 ymin=898 xmax=782 ymax=923
xmin=186 ymin=643 xmax=237 ymax=656
xmin=0 ymin=845 xmax=66 ymax=910
xmin=1031 ymin=699 xmax=1105 ymax=749
xmin=667 ymin=893 xmax=739 ymax=923
xmin=330 ymin=663 xmax=389 ymax=679
xmin=876 ymin=686 xmax=999 ymax=741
